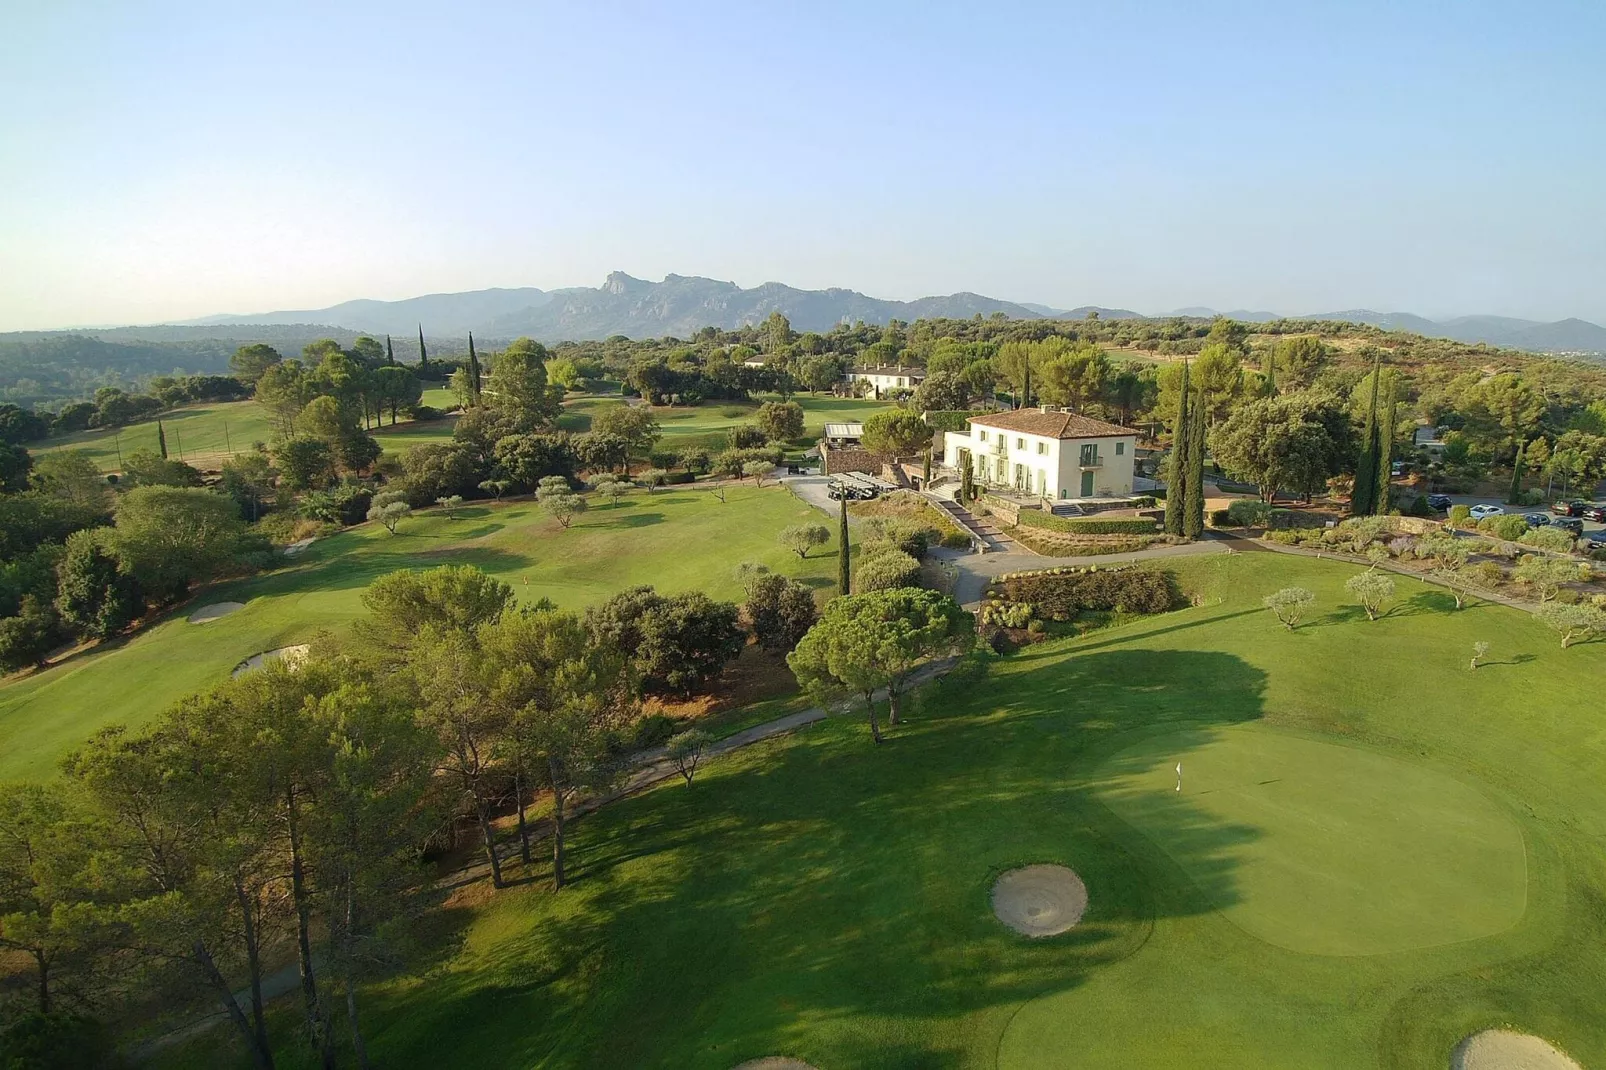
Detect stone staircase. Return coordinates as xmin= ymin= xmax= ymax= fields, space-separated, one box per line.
xmin=928 ymin=495 xmax=1017 ymax=554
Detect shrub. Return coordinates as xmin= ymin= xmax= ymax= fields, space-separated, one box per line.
xmin=994 ymin=566 xmax=1179 ymax=620
xmin=727 ymin=424 xmax=768 ymax=449
xmin=1265 ymin=529 xmax=1304 ymax=545
xmin=1226 ymin=499 xmax=1273 ymax=528
xmin=1476 ymin=514 xmax=1529 ymax=542
xmin=862 ymin=517 xmax=934 ymax=560
xmin=1208 ymin=508 xmax=1233 ymax=528
xmin=1447 ymin=504 xmax=1472 ymax=527
xmin=1519 ymin=526 xmax=1576 ymax=553
xmin=940 ymin=528 xmax=973 ymax=549
xmin=631 ymin=713 xmax=681 ymax=749
xmin=854 ymin=546 xmax=922 ymax=592
xmin=1015 ymin=511 xmax=1159 ymax=535
xmin=980 ymin=601 xmax=1034 ymax=629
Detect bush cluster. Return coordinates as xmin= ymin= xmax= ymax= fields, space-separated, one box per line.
xmin=1014 ymin=511 xmax=1158 ymax=535
xmin=993 ymin=565 xmax=1180 ymax=620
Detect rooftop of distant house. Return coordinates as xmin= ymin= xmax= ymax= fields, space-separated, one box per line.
xmin=966 ymin=407 xmax=1136 ymax=440
xmin=823 ymin=422 xmax=864 ymax=440
xmin=848 ymin=365 xmax=927 ymax=379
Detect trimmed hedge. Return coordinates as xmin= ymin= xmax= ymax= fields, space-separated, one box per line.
xmin=992 ymin=565 xmax=1181 ymax=620
xmin=1016 ymin=510 xmax=1159 ymax=535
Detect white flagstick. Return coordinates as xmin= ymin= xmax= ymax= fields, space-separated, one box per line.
xmin=1175 ymin=762 xmax=1183 ymax=792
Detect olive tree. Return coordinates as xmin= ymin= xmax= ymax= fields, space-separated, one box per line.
xmin=667 ymin=729 xmax=712 ymax=787
xmin=1345 ymin=570 xmax=1395 ymax=621
xmin=779 ymin=523 xmax=830 ymax=559
xmin=1536 ymin=602 xmax=1606 ymax=648
xmin=367 ymin=490 xmax=411 ymax=534
xmin=1262 ymin=587 xmax=1315 ymax=630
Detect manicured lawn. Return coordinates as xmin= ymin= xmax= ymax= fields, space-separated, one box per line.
xmin=558 ymin=394 xmax=892 ymax=451
xmin=158 ymin=551 xmax=1606 ymax=1068
xmin=0 ymin=486 xmax=840 ymax=782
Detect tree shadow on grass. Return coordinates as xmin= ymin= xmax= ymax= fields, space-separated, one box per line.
xmin=582 ymin=511 xmax=665 ymax=531
xmin=355 ymin=647 xmax=1269 ymax=1069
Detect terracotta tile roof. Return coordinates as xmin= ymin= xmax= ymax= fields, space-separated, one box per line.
xmin=967 ymin=408 xmax=1135 ymax=439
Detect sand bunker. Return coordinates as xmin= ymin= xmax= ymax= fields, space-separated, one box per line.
xmin=1452 ymin=1030 xmax=1583 ymax=1070
xmin=231 ymin=645 xmax=310 ymax=678
xmin=189 ymin=601 xmax=245 ymax=623
xmin=732 ymin=1061 xmax=819 ymax=1070
xmin=284 ymin=537 xmax=317 ymax=556
xmin=992 ymin=864 xmax=1088 ymax=937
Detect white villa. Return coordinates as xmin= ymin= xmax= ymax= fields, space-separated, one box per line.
xmin=941 ymin=407 xmax=1139 ymax=500
xmin=848 ymin=365 xmax=926 ymax=398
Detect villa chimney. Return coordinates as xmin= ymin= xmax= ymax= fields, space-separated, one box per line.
xmin=1039 ymin=404 xmax=1049 ymax=414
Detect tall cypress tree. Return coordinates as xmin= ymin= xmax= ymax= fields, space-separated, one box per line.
xmin=1507 ymin=438 xmax=1526 ymax=505
xmin=1182 ymin=379 xmax=1207 ymax=538
xmin=1375 ymin=375 xmax=1397 ymax=513
xmin=385 ymin=334 xmax=396 ymax=366
xmin=468 ymin=332 xmax=482 ymax=405
xmin=1352 ymin=355 xmax=1382 ymax=516
xmin=837 ymin=494 xmax=851 ymax=596
xmin=1264 ymin=347 xmax=1277 ymax=396
xmin=157 ymin=420 xmax=168 ymax=460
xmin=1163 ymin=361 xmax=1191 ymax=535
xmin=417 ymin=325 xmax=429 ymax=372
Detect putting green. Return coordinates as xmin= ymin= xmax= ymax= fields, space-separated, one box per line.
xmin=1093 ymin=725 xmax=1527 ymax=956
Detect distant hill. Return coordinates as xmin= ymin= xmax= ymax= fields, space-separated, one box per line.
xmin=180 ymin=287 xmax=556 ymax=337
xmin=1303 ymin=310 xmax=1606 ymax=354
xmin=1174 ymin=307 xmax=1606 ymax=355
xmin=1020 ymin=303 xmax=1142 ymax=320
xmin=186 ymin=273 xmax=1046 ymax=341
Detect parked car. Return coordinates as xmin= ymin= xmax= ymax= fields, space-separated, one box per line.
xmin=1551 ymin=517 xmax=1584 ymax=536
xmin=1551 ymin=499 xmax=1587 ymax=517
xmin=1585 ymin=505 xmax=1606 ymax=523
xmin=1582 ymin=530 xmax=1606 ymax=550
xmin=1469 ymin=504 xmax=1504 ymax=520
xmin=1426 ymin=494 xmax=1452 ymax=511
xmin=1523 ymin=512 xmax=1550 ymax=527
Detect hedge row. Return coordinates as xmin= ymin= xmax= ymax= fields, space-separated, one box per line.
xmin=993 ymin=566 xmax=1181 ymax=619
xmin=1015 ymin=510 xmax=1159 ymax=535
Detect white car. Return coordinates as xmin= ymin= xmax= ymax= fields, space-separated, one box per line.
xmin=1469 ymin=504 xmax=1504 ymax=520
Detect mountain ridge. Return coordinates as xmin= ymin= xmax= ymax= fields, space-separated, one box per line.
xmin=135 ymin=276 xmax=1606 ymax=356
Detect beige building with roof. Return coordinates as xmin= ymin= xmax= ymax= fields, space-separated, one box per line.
xmin=941 ymin=407 xmax=1138 ymax=500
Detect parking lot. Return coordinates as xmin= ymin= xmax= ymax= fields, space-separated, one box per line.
xmin=1440 ymin=493 xmax=1606 ymax=539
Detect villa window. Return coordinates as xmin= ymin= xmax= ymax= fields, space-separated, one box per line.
xmin=1016 ymin=437 xmax=1025 ymax=449
xmin=978 ymin=430 xmax=987 ymax=442
xmin=1036 ymin=441 xmax=1046 ymax=455
xmin=1116 ymin=441 xmax=1125 ymax=456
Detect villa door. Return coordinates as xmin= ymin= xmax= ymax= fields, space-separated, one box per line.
xmin=1080 ymin=469 xmax=1094 ymax=496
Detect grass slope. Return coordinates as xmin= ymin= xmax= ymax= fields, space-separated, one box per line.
xmin=163 ymin=552 xmax=1606 ymax=1069
xmin=36 ymin=388 xmax=459 ymax=472
xmin=0 ymin=486 xmax=839 ymax=782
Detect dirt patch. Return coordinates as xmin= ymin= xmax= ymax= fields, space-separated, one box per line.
xmin=732 ymin=1061 xmax=819 ymax=1070
xmin=188 ymin=601 xmax=245 ymax=623
xmin=1452 ymin=1030 xmax=1583 ymax=1070
xmin=992 ymin=864 xmax=1088 ymax=937
xmin=231 ymin=645 xmax=310 ymax=678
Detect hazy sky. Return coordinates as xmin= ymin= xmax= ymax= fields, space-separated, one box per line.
xmin=3 ymin=0 xmax=1604 ymax=331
